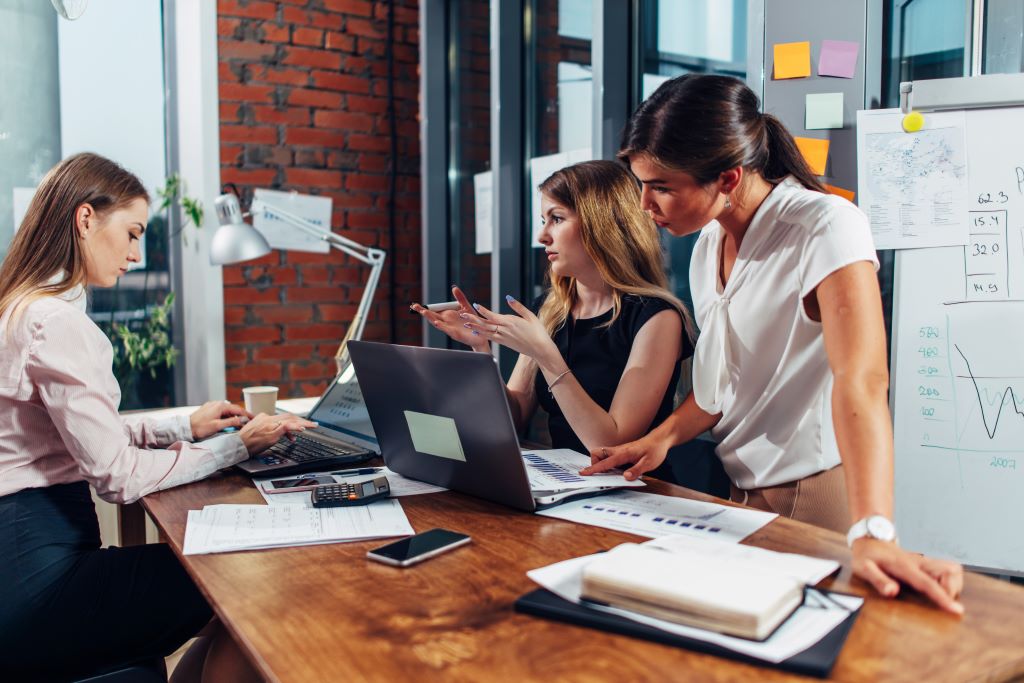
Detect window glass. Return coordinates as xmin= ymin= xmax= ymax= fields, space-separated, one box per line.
xmin=525 ymin=0 xmax=594 ymax=303
xmin=641 ymin=0 xmax=747 ymax=100
xmin=0 ymin=1 xmax=173 ymax=407
xmin=636 ymin=0 xmax=747 ymax=316
xmin=983 ymin=0 xmax=1024 ymax=74
xmin=884 ymin=0 xmax=968 ymax=105
xmin=449 ymin=1 xmax=492 ymax=321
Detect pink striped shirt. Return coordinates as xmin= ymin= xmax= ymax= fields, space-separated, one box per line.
xmin=0 ymin=287 xmax=246 ymax=504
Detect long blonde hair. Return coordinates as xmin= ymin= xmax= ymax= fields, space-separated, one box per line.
xmin=0 ymin=153 xmax=149 ymax=326
xmin=537 ymin=160 xmax=695 ymax=340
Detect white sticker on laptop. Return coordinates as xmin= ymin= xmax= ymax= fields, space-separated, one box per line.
xmin=403 ymin=411 xmax=467 ymax=462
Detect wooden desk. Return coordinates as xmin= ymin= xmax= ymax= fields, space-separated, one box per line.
xmin=142 ymin=470 xmax=1024 ymax=683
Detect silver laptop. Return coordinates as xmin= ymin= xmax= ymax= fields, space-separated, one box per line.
xmin=347 ymin=340 xmax=617 ymax=512
xmin=236 ymin=363 xmax=379 ymax=478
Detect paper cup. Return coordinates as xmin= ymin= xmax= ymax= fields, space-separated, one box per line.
xmin=242 ymin=386 xmax=278 ymax=416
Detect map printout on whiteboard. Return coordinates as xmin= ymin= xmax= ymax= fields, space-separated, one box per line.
xmin=856 ymin=109 xmax=968 ymax=250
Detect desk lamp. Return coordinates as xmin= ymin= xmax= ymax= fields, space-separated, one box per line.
xmin=211 ymin=193 xmax=386 ymax=374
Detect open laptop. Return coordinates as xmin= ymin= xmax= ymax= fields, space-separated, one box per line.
xmin=347 ymin=340 xmax=630 ymax=512
xmin=236 ymin=363 xmax=378 ymax=478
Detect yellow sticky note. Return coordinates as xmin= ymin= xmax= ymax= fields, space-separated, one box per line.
xmin=795 ymin=136 xmax=830 ymax=176
xmin=824 ymin=184 xmax=855 ymax=202
xmin=774 ymin=41 xmax=811 ymax=79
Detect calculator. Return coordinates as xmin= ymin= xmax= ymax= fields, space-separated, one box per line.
xmin=311 ymin=475 xmax=391 ymax=508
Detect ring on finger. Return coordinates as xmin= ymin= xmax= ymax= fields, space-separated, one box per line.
xmin=492 ymin=325 xmax=499 ymax=334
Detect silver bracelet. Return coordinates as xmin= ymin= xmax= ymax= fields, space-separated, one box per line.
xmin=547 ymin=369 xmax=572 ymax=396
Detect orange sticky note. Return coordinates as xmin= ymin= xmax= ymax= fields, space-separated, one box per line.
xmin=794 ymin=136 xmax=830 ymax=176
xmin=773 ymin=41 xmax=811 ymax=79
xmin=825 ymin=184 xmax=855 ymax=202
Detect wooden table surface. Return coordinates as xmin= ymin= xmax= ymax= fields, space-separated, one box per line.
xmin=142 ymin=467 xmax=1024 ymax=683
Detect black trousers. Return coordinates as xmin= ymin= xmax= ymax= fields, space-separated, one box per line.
xmin=0 ymin=482 xmax=212 ymax=682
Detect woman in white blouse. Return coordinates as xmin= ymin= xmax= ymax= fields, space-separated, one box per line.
xmin=0 ymin=153 xmax=314 ymax=681
xmin=583 ymin=74 xmax=965 ymax=614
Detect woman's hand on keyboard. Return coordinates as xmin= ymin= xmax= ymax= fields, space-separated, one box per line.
xmin=239 ymin=413 xmax=318 ymax=455
xmin=190 ymin=400 xmax=254 ymax=440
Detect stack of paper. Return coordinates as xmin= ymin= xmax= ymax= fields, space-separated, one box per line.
xmin=527 ymin=536 xmax=857 ymax=664
xmin=183 ymin=500 xmax=414 ymax=555
xmin=582 ymin=544 xmax=805 ymax=640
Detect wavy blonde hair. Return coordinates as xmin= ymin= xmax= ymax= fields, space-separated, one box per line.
xmin=537 ymin=160 xmax=695 ymax=341
xmin=0 ymin=153 xmax=148 ymax=328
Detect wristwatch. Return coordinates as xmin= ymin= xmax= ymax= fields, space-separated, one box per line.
xmin=846 ymin=515 xmax=897 ymax=547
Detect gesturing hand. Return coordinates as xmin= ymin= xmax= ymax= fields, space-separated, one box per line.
xmin=410 ymin=286 xmax=489 ymax=352
xmin=464 ymin=295 xmax=559 ymax=364
xmin=581 ymin=434 xmax=671 ymax=481
xmin=852 ymin=538 xmax=964 ymax=615
xmin=239 ymin=413 xmax=319 ymax=455
xmin=190 ymin=400 xmax=253 ymax=440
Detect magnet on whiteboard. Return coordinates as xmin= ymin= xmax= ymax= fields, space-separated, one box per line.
xmin=902 ymin=111 xmax=925 ymax=133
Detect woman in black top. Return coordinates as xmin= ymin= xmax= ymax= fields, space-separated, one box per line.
xmin=413 ymin=160 xmax=693 ymax=453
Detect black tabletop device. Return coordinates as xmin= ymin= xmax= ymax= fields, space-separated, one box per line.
xmin=311 ymin=475 xmax=391 ymax=508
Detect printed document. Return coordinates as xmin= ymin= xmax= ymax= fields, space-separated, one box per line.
xmin=255 ymin=466 xmax=447 ymax=507
xmin=536 ymin=489 xmax=775 ymax=543
xmin=183 ymin=500 xmax=414 ymax=555
xmin=522 ymin=449 xmax=645 ymax=491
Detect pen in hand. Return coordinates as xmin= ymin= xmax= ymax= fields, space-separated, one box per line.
xmin=410 ymin=301 xmax=460 ymax=313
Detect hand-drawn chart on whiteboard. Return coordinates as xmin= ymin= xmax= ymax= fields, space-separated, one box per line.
xmin=886 ymin=107 xmax=1024 ymax=573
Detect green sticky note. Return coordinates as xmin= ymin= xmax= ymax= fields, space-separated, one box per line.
xmin=403 ymin=410 xmax=467 ymax=462
xmin=805 ymin=93 xmax=844 ymax=130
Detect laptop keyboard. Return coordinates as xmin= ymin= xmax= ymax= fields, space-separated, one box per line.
xmin=264 ymin=433 xmax=361 ymax=464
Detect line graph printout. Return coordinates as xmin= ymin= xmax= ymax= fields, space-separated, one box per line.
xmin=857 ymin=109 xmax=969 ymax=250
xmin=891 ymin=106 xmax=1024 ymax=573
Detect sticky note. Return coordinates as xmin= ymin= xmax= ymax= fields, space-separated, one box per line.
xmin=795 ymin=137 xmax=830 ymax=176
xmin=806 ymin=93 xmax=844 ymax=130
xmin=825 ymin=184 xmax=855 ymax=202
xmin=818 ymin=40 xmax=859 ymax=78
xmin=902 ymin=111 xmax=925 ymax=132
xmin=773 ymin=41 xmax=811 ymax=79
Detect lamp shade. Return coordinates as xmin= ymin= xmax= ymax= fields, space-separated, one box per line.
xmin=210 ymin=194 xmax=272 ymax=265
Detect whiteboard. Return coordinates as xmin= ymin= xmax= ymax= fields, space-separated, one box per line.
xmin=889 ymin=105 xmax=1024 ymax=574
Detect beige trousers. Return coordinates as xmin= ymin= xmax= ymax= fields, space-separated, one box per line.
xmin=730 ymin=464 xmax=851 ymax=534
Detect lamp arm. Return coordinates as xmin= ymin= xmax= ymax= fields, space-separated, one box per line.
xmin=334 ymin=248 xmax=385 ymax=374
xmin=248 ymin=198 xmax=386 ymax=375
xmin=250 ymin=200 xmax=377 ymax=265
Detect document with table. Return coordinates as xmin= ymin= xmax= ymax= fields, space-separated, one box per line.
xmin=183 ymin=500 xmax=414 ymax=555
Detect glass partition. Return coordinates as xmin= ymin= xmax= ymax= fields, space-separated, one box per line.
xmin=0 ymin=1 xmax=174 ymax=408
xmin=449 ymin=0 xmax=492 ymax=323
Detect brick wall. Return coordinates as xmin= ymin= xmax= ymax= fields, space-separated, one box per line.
xmin=217 ymin=0 xmax=421 ymax=400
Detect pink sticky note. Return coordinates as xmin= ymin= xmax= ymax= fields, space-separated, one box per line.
xmin=818 ymin=40 xmax=859 ymax=78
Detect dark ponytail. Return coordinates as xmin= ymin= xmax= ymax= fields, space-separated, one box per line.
xmin=761 ymin=113 xmax=825 ymax=192
xmin=618 ymin=74 xmax=825 ymax=193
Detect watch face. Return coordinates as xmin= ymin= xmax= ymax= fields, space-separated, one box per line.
xmin=866 ymin=515 xmax=896 ymax=542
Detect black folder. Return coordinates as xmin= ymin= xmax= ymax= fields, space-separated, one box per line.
xmin=514 ymin=588 xmax=860 ymax=679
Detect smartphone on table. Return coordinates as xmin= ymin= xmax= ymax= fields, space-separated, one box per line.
xmin=367 ymin=528 xmax=471 ymax=567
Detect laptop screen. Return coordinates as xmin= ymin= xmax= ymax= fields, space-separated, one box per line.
xmin=308 ymin=363 xmax=378 ymax=447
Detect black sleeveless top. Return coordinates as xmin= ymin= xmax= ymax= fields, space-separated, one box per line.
xmin=533 ymin=294 xmax=693 ymax=454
